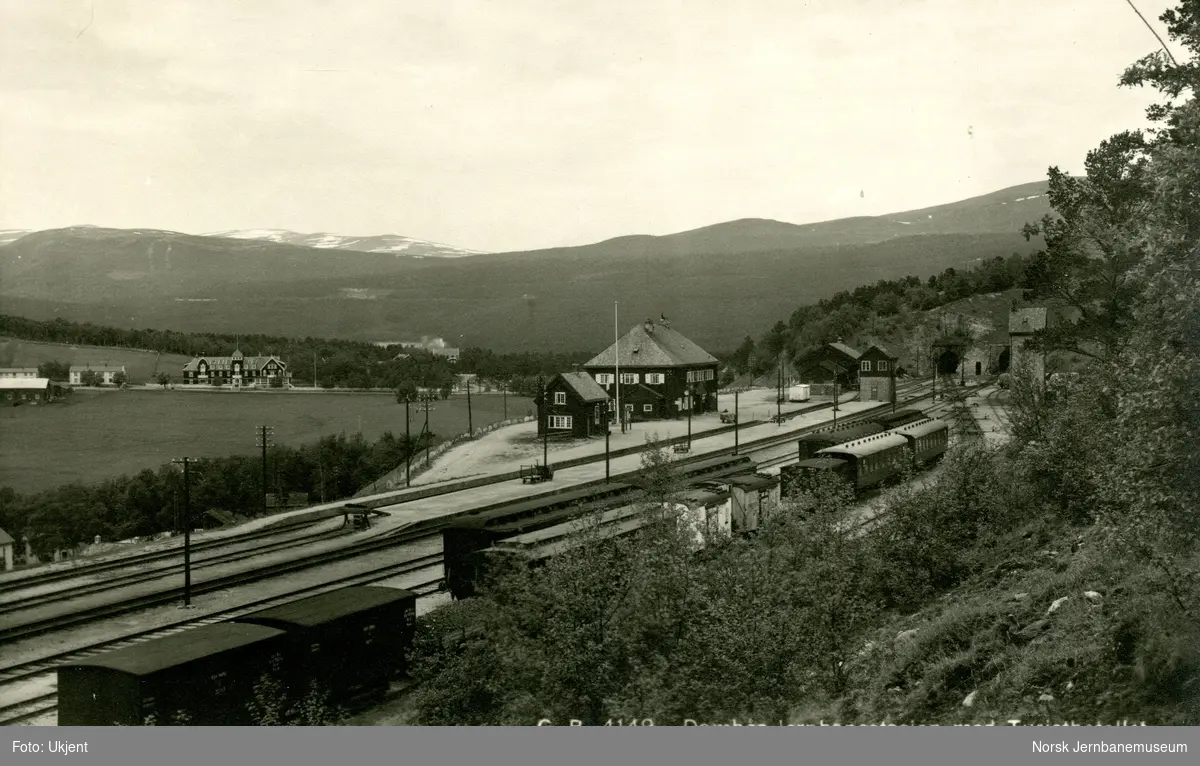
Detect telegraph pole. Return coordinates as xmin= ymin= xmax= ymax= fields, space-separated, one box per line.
xmin=502 ymin=379 xmax=508 ymax=420
xmin=686 ymin=387 xmax=693 ymax=448
xmin=466 ymin=376 xmax=473 ymax=435
xmin=777 ymin=356 xmax=783 ymax=423
xmin=404 ymin=396 xmax=412 ymax=487
xmin=932 ymin=348 xmax=938 ymax=401
xmin=538 ymin=375 xmax=548 ymax=468
xmin=733 ymin=390 xmax=740 ymax=455
xmin=833 ymin=381 xmax=840 ymax=429
xmin=172 ymin=457 xmax=196 ymax=608
xmin=605 ymin=428 xmax=611 ymax=480
xmin=257 ymin=425 xmax=273 ymax=516
xmin=418 ymin=392 xmax=436 ymax=467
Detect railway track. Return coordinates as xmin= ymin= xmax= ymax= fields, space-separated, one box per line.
xmin=1 ymin=383 xmax=945 ymax=645
xmin=0 ymin=392 xmax=817 ymax=596
xmin=0 ymin=553 xmax=446 ymax=726
xmin=0 ymin=514 xmax=341 ymax=592
xmin=0 ymin=525 xmax=352 ymax=617
xmin=0 ymin=384 xmax=950 ymax=643
xmin=0 ymin=379 xmax=968 ymax=727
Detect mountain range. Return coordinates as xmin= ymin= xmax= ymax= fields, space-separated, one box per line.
xmin=203 ymin=229 xmax=487 ymax=258
xmin=0 ymin=182 xmax=1053 ymax=353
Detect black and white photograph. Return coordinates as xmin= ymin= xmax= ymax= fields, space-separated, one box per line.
xmin=0 ymin=0 xmax=1197 ymax=733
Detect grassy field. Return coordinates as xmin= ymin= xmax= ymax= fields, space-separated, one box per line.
xmin=0 ymin=388 xmax=534 ymax=494
xmin=0 ymin=337 xmax=193 ymax=384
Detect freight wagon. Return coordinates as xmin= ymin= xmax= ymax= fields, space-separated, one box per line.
xmin=57 ymin=623 xmax=288 ymax=726
xmin=231 ymin=586 xmax=417 ymax=706
xmin=463 ymin=491 xmax=737 ymax=596
xmin=443 ymin=453 xmax=756 ymax=600
xmin=57 ymin=586 xmax=419 ymax=726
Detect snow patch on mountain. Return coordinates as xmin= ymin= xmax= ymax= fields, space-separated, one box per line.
xmin=206 ymin=229 xmax=488 ymax=258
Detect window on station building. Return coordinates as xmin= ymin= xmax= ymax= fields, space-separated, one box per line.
xmin=554 ymin=391 xmax=566 ymax=405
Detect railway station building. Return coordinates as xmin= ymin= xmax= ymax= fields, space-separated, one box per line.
xmin=582 ymin=318 xmax=720 ymax=424
xmin=537 ymin=371 xmax=611 ymax=438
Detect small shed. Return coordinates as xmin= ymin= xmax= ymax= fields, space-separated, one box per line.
xmin=0 ymin=528 xmax=13 ymax=571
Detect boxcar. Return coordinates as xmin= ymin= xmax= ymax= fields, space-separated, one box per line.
xmin=443 ymin=489 xmax=635 ymax=601
xmin=875 ymin=409 xmax=926 ymax=430
xmin=723 ymin=473 xmax=781 ymax=533
xmin=796 ymin=422 xmax=884 ymax=461
xmin=673 ymin=485 xmax=733 ymax=546
xmin=816 ymin=432 xmax=911 ymax=491
xmin=232 ymin=586 xmax=417 ymax=707
xmin=892 ymin=418 xmax=949 ymax=465
xmin=443 ymin=455 xmax=756 ymax=600
xmin=466 ymin=504 xmax=651 ymax=592
xmin=57 ymin=623 xmax=288 ymax=726
xmin=781 ymin=457 xmax=853 ymax=497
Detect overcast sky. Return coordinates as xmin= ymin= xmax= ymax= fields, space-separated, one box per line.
xmin=0 ymin=0 xmax=1178 ymax=252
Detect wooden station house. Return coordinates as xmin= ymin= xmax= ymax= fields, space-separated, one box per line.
xmin=582 ymin=318 xmax=720 ymax=425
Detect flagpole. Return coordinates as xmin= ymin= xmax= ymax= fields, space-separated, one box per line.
xmin=614 ymin=301 xmax=621 ymax=433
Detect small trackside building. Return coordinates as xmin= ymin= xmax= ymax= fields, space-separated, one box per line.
xmin=537 ymin=371 xmax=611 ymax=438
xmin=858 ymin=340 xmax=899 ymax=403
xmin=583 ymin=318 xmax=720 ymax=424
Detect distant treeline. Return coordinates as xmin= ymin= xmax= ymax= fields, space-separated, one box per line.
xmin=0 ymin=431 xmax=425 ymax=559
xmin=728 ymin=252 xmax=1032 ymax=377
xmin=0 ymin=314 xmax=593 ymax=392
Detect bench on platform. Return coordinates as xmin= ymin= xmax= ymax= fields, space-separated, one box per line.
xmin=672 ymin=443 xmax=691 ymax=454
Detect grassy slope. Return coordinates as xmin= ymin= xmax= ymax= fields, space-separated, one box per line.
xmin=0 ymin=337 xmax=193 ymax=383
xmin=839 ymin=518 xmax=1200 ymax=726
xmin=0 ymin=388 xmax=533 ymax=494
